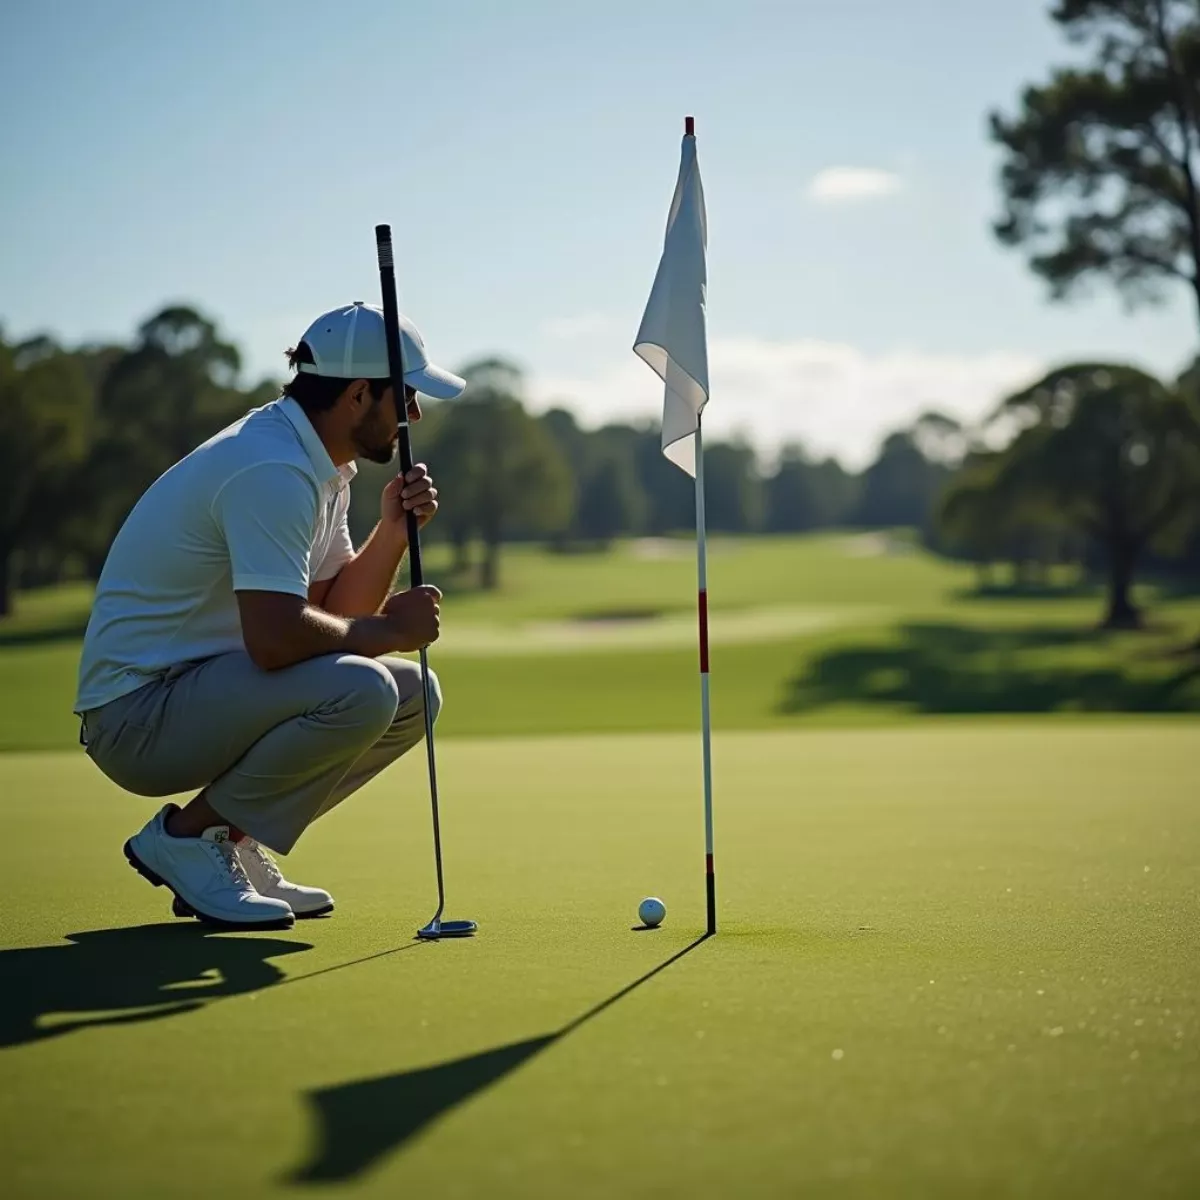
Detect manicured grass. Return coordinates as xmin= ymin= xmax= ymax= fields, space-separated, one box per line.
xmin=1 ymin=535 xmax=1197 ymax=752
xmin=2 ymin=725 xmax=1198 ymax=1197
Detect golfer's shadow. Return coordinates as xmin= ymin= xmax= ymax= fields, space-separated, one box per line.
xmin=0 ymin=923 xmax=312 ymax=1049
xmin=290 ymin=934 xmax=711 ymax=1183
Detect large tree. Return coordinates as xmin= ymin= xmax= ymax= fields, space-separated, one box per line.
xmin=980 ymin=363 xmax=1200 ymax=626
xmin=991 ymin=0 xmax=1200 ymax=331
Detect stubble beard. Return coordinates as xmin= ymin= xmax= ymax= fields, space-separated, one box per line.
xmin=351 ymin=409 xmax=398 ymax=465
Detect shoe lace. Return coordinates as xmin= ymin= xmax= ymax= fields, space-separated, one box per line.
xmin=204 ymin=839 xmax=252 ymax=888
xmin=241 ymin=839 xmax=283 ymax=887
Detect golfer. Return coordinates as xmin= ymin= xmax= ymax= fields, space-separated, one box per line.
xmin=74 ymin=302 xmax=464 ymax=929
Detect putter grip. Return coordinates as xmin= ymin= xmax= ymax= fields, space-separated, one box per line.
xmin=376 ymin=224 xmax=394 ymax=269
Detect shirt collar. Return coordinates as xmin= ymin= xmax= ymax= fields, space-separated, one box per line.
xmin=278 ymin=397 xmax=357 ymax=487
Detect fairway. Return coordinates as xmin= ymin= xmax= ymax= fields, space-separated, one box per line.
xmin=3 ymin=725 xmax=1198 ymax=1198
xmin=3 ymin=536 xmax=1199 ymax=751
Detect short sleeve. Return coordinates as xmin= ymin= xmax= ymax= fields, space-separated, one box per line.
xmin=312 ymin=504 xmax=355 ymax=582
xmin=211 ymin=463 xmax=319 ymax=597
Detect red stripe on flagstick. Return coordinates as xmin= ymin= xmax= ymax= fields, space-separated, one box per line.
xmin=697 ymin=589 xmax=710 ymax=674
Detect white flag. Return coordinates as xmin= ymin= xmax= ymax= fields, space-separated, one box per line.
xmin=634 ymin=127 xmax=709 ymax=477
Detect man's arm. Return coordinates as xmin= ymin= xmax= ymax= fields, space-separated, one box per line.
xmin=237 ymin=588 xmax=441 ymax=671
xmin=319 ymin=521 xmax=408 ymax=617
xmin=317 ymin=465 xmax=438 ymax=618
xmin=213 ymin=462 xmax=437 ymax=668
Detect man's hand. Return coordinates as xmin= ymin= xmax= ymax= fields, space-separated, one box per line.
xmin=318 ymin=466 xmax=439 ymax=620
xmin=382 ymin=585 xmax=442 ymax=651
xmin=382 ymin=465 xmax=438 ymax=538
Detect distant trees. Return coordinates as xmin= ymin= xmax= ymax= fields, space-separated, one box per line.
xmin=80 ymin=306 xmax=272 ymax=577
xmin=851 ymin=430 xmax=950 ymax=538
xmin=3 ymin=303 xmax=1199 ymax=630
xmin=0 ymin=333 xmax=92 ymax=615
xmin=0 ymin=308 xmax=271 ymax=613
xmin=429 ymin=359 xmax=573 ymax=589
xmin=991 ymin=0 xmax=1200 ymax=333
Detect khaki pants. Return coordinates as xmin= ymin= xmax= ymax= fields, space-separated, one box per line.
xmin=81 ymin=653 xmax=440 ymax=854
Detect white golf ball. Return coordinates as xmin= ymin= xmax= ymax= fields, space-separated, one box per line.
xmin=638 ymin=897 xmax=666 ymax=927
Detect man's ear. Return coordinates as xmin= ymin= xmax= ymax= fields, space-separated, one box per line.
xmin=344 ymin=379 xmax=370 ymax=409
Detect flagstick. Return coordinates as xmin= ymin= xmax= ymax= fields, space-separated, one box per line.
xmin=694 ymin=416 xmax=716 ymax=935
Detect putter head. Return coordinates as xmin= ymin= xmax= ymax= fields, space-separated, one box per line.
xmin=417 ymin=918 xmax=477 ymax=940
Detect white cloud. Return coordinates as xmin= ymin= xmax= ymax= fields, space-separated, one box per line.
xmin=528 ymin=337 xmax=1044 ymax=469
xmin=807 ymin=167 xmax=903 ymax=203
xmin=539 ymin=312 xmax=618 ymax=340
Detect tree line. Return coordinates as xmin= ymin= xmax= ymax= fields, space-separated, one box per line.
xmin=3 ymin=306 xmax=1199 ymax=630
xmin=0 ymin=305 xmax=940 ymax=607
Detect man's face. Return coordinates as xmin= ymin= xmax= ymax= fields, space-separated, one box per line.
xmin=349 ymin=383 xmax=422 ymax=464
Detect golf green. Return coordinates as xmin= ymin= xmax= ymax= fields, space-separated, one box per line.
xmin=2 ymin=724 xmax=1197 ymax=1197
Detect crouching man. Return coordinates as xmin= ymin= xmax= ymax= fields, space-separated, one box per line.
xmin=74 ymin=302 xmax=464 ymax=929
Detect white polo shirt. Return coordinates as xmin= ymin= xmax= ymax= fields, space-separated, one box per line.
xmin=75 ymin=397 xmax=357 ymax=715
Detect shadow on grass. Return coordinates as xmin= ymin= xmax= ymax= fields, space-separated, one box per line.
xmin=0 ymin=924 xmax=437 ymax=1049
xmin=0 ymin=617 xmax=91 ymax=648
xmin=0 ymin=923 xmax=313 ymax=1048
xmin=288 ymin=935 xmax=711 ymax=1184
xmin=782 ymin=621 xmax=1200 ymax=715
xmin=952 ymin=580 xmax=1098 ymax=603
xmin=1153 ymin=576 xmax=1200 ymax=601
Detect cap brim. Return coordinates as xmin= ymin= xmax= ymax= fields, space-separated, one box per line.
xmin=406 ymin=362 xmax=465 ymax=400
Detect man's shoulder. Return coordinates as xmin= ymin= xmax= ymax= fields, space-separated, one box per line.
xmin=196 ymin=401 xmax=317 ymax=483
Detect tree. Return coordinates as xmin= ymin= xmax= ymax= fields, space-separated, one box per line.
xmin=764 ymin=446 xmax=823 ymax=533
xmin=911 ymin=410 xmax=968 ymax=468
xmin=80 ymin=306 xmax=263 ymax=576
xmin=0 ymin=332 xmax=93 ymax=615
xmin=539 ymin=407 xmax=590 ymax=478
xmin=1167 ymin=355 xmax=1200 ymax=602
xmin=631 ymin=424 xmax=695 ymax=534
xmin=697 ymin=440 xmax=763 ymax=533
xmin=991 ymin=0 xmax=1200 ymax=332
xmin=575 ymin=451 xmax=646 ymax=546
xmin=429 ymin=359 xmax=573 ymax=589
xmin=852 ymin=431 xmax=947 ymax=535
xmin=762 ymin=444 xmax=857 ymax=533
xmin=986 ymin=363 xmax=1200 ymax=626
xmin=937 ymin=449 xmax=1077 ymax=588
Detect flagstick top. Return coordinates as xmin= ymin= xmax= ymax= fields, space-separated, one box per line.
xmin=685 ymin=115 xmax=695 ymax=136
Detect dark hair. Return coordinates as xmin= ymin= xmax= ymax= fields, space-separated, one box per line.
xmin=282 ymin=341 xmax=390 ymax=414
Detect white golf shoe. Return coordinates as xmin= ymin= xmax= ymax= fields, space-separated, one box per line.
xmin=124 ymin=805 xmax=294 ymax=930
xmin=235 ymin=837 xmax=335 ymax=918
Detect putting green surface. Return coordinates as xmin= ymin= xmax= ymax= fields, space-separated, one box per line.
xmin=2 ymin=725 xmax=1198 ymax=1198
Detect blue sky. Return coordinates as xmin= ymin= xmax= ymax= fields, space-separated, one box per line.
xmin=2 ymin=0 xmax=1197 ymax=466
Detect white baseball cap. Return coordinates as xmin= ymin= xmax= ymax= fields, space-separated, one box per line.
xmin=296 ymin=301 xmax=466 ymax=400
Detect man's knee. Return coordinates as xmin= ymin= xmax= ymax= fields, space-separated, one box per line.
xmin=376 ymin=657 xmax=442 ymax=725
xmin=331 ymin=656 xmax=400 ymax=732
xmin=425 ymin=667 xmax=443 ymax=725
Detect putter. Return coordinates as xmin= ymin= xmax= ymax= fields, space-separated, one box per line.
xmin=376 ymin=223 xmax=476 ymax=942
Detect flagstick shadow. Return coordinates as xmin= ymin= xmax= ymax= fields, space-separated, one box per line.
xmin=288 ymin=933 xmax=712 ymax=1184
xmin=557 ymin=934 xmax=710 ymax=1038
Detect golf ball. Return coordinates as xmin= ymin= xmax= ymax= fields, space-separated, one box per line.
xmin=638 ymin=897 xmax=667 ymax=927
